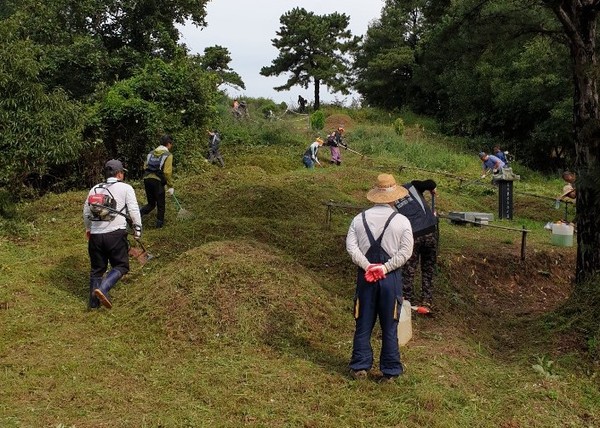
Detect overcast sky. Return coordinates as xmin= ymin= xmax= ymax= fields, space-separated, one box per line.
xmin=177 ymin=0 xmax=385 ymax=106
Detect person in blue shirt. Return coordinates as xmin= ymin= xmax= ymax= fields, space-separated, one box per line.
xmin=479 ymin=152 xmax=505 ymax=178
xmin=493 ymin=145 xmax=508 ymax=165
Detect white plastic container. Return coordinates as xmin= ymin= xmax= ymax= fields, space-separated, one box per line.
xmin=397 ymin=299 xmax=412 ymax=346
xmin=551 ymin=223 xmax=574 ymax=247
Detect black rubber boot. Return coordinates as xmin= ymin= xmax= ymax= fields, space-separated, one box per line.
xmin=89 ymin=276 xmax=102 ymax=309
xmin=94 ymin=269 xmax=123 ymax=309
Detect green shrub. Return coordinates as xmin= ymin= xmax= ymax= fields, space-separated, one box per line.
xmin=90 ymin=58 xmax=217 ymax=178
xmin=393 ymin=117 xmax=405 ymax=136
xmin=260 ymin=101 xmax=278 ymax=119
xmin=310 ymin=110 xmax=325 ymax=131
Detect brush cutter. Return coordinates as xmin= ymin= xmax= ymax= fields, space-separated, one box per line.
xmin=128 ymin=238 xmax=153 ymax=265
xmin=341 ymin=142 xmax=366 ymax=158
xmin=172 ymin=194 xmax=193 ymax=220
xmin=431 ymin=192 xmax=440 ymax=254
xmin=461 ymin=170 xmax=491 ymax=187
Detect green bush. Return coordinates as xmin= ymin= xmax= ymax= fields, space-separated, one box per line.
xmin=310 ymin=110 xmax=325 ymax=131
xmin=393 ymin=117 xmax=405 ymax=136
xmin=260 ymin=101 xmax=278 ymax=119
xmin=0 ymin=26 xmax=86 ymax=193
xmin=90 ymin=58 xmax=217 ymax=178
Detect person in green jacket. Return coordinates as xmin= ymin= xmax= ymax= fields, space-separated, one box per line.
xmin=140 ymin=134 xmax=174 ymax=228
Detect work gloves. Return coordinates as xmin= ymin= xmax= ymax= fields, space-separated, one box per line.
xmin=133 ymin=224 xmax=142 ymax=241
xmin=167 ymin=187 xmax=175 ymax=196
xmin=364 ymin=263 xmax=387 ymax=282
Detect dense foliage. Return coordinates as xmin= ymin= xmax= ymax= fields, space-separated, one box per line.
xmin=0 ymin=18 xmax=86 ymax=190
xmin=0 ymin=0 xmax=216 ymax=193
xmin=356 ymin=0 xmax=573 ymax=171
xmin=91 ymin=57 xmax=218 ymax=176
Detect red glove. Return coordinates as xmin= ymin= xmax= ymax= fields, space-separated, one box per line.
xmin=364 ymin=264 xmax=378 ymax=282
xmin=370 ymin=264 xmax=387 ymax=281
xmin=86 ymin=230 xmax=91 ymax=241
xmin=365 ymin=264 xmax=386 ymax=282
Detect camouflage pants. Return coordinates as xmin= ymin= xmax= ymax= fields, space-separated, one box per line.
xmin=401 ymin=232 xmax=437 ymax=304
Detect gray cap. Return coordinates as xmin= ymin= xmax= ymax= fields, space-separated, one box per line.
xmin=104 ymin=159 xmax=127 ymax=173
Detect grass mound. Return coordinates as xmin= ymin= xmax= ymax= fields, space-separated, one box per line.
xmin=125 ymin=240 xmax=342 ymax=349
xmin=325 ymin=113 xmax=353 ymax=132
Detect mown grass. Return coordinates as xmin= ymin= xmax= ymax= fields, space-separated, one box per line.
xmin=1 ymin=107 xmax=597 ymax=427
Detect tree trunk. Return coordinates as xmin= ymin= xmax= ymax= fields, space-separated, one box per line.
xmin=554 ymin=2 xmax=600 ymax=284
xmin=314 ymin=78 xmax=321 ymax=111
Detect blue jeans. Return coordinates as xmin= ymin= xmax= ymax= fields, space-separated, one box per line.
xmin=302 ymin=155 xmax=314 ymax=168
xmin=350 ymin=269 xmax=404 ymax=377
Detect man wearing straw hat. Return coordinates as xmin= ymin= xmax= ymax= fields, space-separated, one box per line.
xmin=559 ymin=171 xmax=576 ymax=201
xmin=346 ymin=173 xmax=414 ymax=383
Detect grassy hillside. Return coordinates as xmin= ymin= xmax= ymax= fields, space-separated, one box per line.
xmin=1 ymin=107 xmax=597 ymax=427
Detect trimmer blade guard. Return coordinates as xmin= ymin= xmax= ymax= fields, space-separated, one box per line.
xmin=129 ymin=244 xmax=153 ymax=265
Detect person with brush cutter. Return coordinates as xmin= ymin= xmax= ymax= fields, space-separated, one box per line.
xmin=83 ymin=159 xmax=142 ymax=309
xmin=302 ymin=137 xmax=324 ymax=168
xmin=326 ymin=125 xmax=346 ymax=165
xmin=140 ymin=134 xmax=174 ymax=228
xmin=478 ymin=151 xmax=505 ymax=178
xmin=207 ymin=129 xmax=224 ymax=167
xmin=346 ymin=173 xmax=414 ymax=383
xmin=394 ymin=179 xmax=438 ymax=314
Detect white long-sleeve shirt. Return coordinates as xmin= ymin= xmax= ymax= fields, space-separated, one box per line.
xmin=346 ymin=204 xmax=414 ymax=273
xmin=83 ymin=177 xmax=142 ymax=234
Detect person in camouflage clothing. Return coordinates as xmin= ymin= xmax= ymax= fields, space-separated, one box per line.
xmin=393 ymin=179 xmax=438 ymax=311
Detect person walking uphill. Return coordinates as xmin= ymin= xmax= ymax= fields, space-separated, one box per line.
xmin=140 ymin=134 xmax=174 ymax=228
xmin=346 ymin=173 xmax=414 ymax=383
xmin=83 ymin=159 xmax=142 ymax=309
xmin=207 ymin=129 xmax=224 ymax=167
xmin=394 ymin=179 xmax=438 ymax=311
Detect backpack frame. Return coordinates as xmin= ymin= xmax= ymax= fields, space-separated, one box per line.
xmin=87 ymin=183 xmax=126 ymax=221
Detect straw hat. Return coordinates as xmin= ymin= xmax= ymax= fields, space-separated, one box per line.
xmin=366 ymin=174 xmax=408 ymax=203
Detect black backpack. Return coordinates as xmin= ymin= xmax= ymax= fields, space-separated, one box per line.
xmin=144 ymin=152 xmax=169 ymax=185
